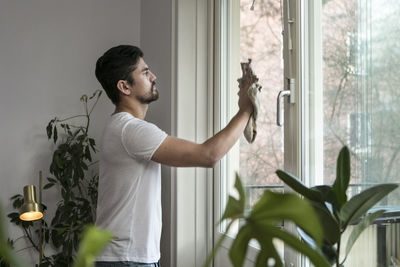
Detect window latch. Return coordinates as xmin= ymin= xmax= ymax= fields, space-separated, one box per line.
xmin=276 ymin=90 xmax=290 ymax=126
xmin=276 ymin=78 xmax=295 ymax=126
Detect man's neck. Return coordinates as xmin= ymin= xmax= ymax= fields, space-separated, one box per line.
xmin=114 ymin=100 xmax=148 ymax=120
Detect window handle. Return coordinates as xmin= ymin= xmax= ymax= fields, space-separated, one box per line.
xmin=276 ymin=90 xmax=290 ymax=126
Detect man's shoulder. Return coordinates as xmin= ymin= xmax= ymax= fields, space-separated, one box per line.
xmin=105 ymin=112 xmax=166 ymax=139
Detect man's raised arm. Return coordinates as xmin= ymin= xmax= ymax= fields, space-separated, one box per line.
xmin=151 ymin=107 xmax=251 ymax=168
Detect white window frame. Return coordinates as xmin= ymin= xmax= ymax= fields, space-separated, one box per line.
xmin=213 ymin=0 xmax=286 ymax=265
xmin=212 ymin=0 xmax=304 ymax=265
xmin=171 ymin=0 xmax=214 ymax=266
xmin=171 ymin=0 xmax=324 ymax=266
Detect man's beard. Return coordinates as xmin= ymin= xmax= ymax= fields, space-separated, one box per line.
xmin=137 ymin=82 xmax=159 ymax=104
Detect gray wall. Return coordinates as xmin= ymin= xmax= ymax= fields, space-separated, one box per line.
xmin=140 ymin=1 xmax=173 ymax=266
xmin=0 ymin=0 xmax=142 ymax=263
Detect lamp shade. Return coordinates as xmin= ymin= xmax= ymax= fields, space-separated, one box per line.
xmin=19 ymin=185 xmax=43 ymax=221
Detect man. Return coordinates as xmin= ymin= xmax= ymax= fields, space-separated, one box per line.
xmin=94 ymin=45 xmax=254 ymax=267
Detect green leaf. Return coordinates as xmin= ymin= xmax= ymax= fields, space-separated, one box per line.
xmin=229 ymin=225 xmax=252 ymax=267
xmin=89 ymin=138 xmax=95 ymax=146
xmin=312 ymin=185 xmax=340 ymax=214
xmin=254 ymin=224 xmax=330 ymax=267
xmin=309 ymin=201 xmax=340 ymax=245
xmin=84 ymin=146 xmax=92 ymax=162
xmin=53 ymin=126 xmax=58 ymax=144
xmin=205 ymin=177 xmax=329 ymax=267
xmin=10 ymin=195 xmax=23 ymax=209
xmin=7 ymin=212 xmax=20 ymax=223
xmin=55 ymin=153 xmax=64 ymax=169
xmin=332 ymin=146 xmax=350 ymax=207
xmin=238 ymin=191 xmax=328 ymax=266
xmin=43 ymin=183 xmax=55 ymax=189
xmin=275 ymin=170 xmax=322 ymax=202
xmin=340 ymin=184 xmax=398 ymax=229
xmin=254 ymin=237 xmax=282 ymax=267
xmin=321 ymin=242 xmax=338 ymax=265
xmin=344 ymin=210 xmax=384 ymax=259
xmin=250 ymin=191 xmax=324 ymax=247
xmin=47 ymin=177 xmax=57 ymax=183
xmin=80 ymin=94 xmax=88 ymax=103
xmin=10 ymin=194 xmax=22 ymax=200
xmin=72 ymin=226 xmax=112 ymax=267
xmin=46 ymin=120 xmax=54 ymax=139
xmin=312 ymin=185 xmax=336 ymax=205
xmin=21 ymin=220 xmax=33 ymax=228
xmin=88 ymin=91 xmax=97 ymax=100
xmin=221 ymin=196 xmax=243 ymax=222
xmin=89 ymin=138 xmax=97 ymax=152
xmin=220 ymin=173 xmax=246 ymax=221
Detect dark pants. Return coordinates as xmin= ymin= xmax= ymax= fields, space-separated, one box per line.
xmin=95 ymin=261 xmax=161 ymax=267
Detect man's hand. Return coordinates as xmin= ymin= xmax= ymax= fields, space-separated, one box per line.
xmin=237 ymin=59 xmax=258 ymax=115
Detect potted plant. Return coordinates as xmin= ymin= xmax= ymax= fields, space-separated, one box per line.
xmin=206 ymin=146 xmax=398 ymax=267
xmin=276 ymin=146 xmax=398 ymax=266
xmin=6 ymin=90 xmax=102 ymax=266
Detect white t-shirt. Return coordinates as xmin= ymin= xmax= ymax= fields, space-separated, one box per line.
xmin=95 ymin=112 xmax=167 ymax=263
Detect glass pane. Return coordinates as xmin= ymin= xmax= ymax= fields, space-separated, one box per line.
xmin=317 ymin=0 xmax=400 ymax=205
xmin=239 ymin=0 xmax=284 ymax=207
xmin=218 ymin=0 xmax=284 ymax=250
xmin=308 ymin=0 xmax=400 ymax=265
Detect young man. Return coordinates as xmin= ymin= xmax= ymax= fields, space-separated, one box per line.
xmin=94 ymin=45 xmax=254 ymax=267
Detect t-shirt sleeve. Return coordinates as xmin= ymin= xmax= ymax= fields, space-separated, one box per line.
xmin=121 ymin=119 xmax=168 ymax=161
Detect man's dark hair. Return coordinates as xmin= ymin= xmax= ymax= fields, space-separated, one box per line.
xmin=95 ymin=45 xmax=144 ymax=105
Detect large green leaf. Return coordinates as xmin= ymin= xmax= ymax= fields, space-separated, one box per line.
xmin=340 ymin=184 xmax=398 ymax=229
xmin=220 ymin=173 xmax=246 ymax=221
xmin=205 ymin=175 xmax=331 ymax=267
xmin=72 ymin=226 xmax=112 ymax=267
xmin=309 ymin=201 xmax=340 ymax=245
xmin=254 ymin=223 xmax=330 ymax=267
xmin=312 ymin=185 xmax=339 ymax=210
xmin=332 ymin=146 xmax=350 ymax=207
xmin=344 ymin=210 xmax=385 ymax=260
xmin=250 ymin=191 xmax=323 ymax=247
xmin=255 ymin=235 xmax=283 ymax=267
xmin=204 ymin=174 xmax=245 ymax=266
xmin=229 ymin=225 xmax=252 ymax=267
xmin=275 ymin=170 xmax=322 ymax=202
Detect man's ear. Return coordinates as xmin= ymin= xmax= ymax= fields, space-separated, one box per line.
xmin=116 ymin=80 xmax=131 ymax=95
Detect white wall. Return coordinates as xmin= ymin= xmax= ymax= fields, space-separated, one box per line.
xmin=140 ymin=1 xmax=173 ymax=266
xmin=0 ymin=0 xmax=141 ymax=262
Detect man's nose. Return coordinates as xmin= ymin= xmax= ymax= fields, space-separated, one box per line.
xmin=150 ymin=71 xmax=157 ymax=81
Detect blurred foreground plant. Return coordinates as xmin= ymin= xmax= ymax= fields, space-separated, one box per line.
xmin=204 ymin=173 xmax=330 ymax=267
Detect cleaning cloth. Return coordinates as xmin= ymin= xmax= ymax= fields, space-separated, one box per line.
xmin=238 ymin=59 xmax=262 ymax=143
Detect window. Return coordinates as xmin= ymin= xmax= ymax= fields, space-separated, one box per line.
xmin=215 ymin=0 xmax=400 ymax=265
xmin=307 ymin=0 xmax=400 ymax=204
xmin=305 ymin=0 xmax=400 ymax=265
xmin=215 ymin=0 xmax=285 ymax=263
xmin=217 ymin=0 xmax=285 ymax=228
